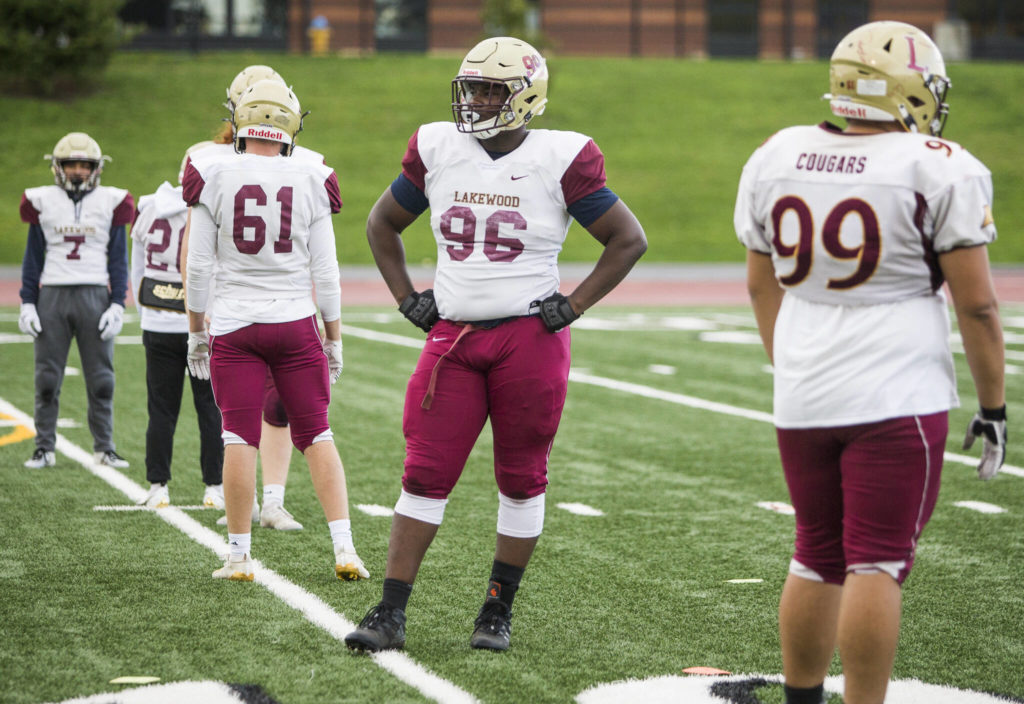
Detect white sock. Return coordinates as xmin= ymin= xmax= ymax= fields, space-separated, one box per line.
xmin=328 ymin=519 xmax=353 ymax=553
xmin=263 ymin=484 xmax=285 ymax=506
xmin=227 ymin=533 xmax=251 ymax=559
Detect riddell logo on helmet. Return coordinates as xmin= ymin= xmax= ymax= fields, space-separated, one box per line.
xmin=246 ymin=128 xmax=286 ymax=140
xmin=833 ymin=104 xmax=869 ymax=119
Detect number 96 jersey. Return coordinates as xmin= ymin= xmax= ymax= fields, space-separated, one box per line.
xmin=734 ymin=122 xmax=997 ymax=428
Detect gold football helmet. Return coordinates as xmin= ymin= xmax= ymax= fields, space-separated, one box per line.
xmin=232 ymin=79 xmax=305 ymax=155
xmin=225 ymin=64 xmax=285 ymax=112
xmin=45 ymin=132 xmax=109 ymax=194
xmin=825 ymin=21 xmax=950 ymax=136
xmin=452 ymin=36 xmax=548 ymax=139
xmin=178 ymin=141 xmax=215 ymax=184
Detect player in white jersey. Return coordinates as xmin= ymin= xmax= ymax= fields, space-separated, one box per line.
xmin=19 ymin=132 xmax=134 ymax=470
xmin=734 ymin=22 xmax=1006 ymax=704
xmin=194 ymin=64 xmax=326 ymax=532
xmin=131 ymin=142 xmax=224 ymax=510
xmin=345 ymin=37 xmax=647 ymax=654
xmin=183 ymin=79 xmax=367 ymax=583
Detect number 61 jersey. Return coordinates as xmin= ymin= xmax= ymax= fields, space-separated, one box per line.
xmin=734 ymin=122 xmax=997 ymax=428
xmin=182 ymin=147 xmax=342 ymax=329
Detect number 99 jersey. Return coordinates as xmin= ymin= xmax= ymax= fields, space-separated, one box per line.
xmin=734 ymin=122 xmax=997 ymax=428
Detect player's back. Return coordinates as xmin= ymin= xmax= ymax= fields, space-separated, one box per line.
xmin=184 ymin=149 xmax=340 ymax=301
xmin=737 ymin=123 xmax=994 ymax=307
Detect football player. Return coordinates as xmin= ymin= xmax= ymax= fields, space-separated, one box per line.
xmin=187 ymin=64 xmax=316 ymax=532
xmin=19 ymin=132 xmax=134 ymax=469
xmin=734 ymin=21 xmax=1006 ymax=704
xmin=131 ymin=142 xmax=224 ymax=509
xmin=344 ymin=36 xmax=647 ymax=653
xmin=183 ymin=79 xmax=367 ymax=583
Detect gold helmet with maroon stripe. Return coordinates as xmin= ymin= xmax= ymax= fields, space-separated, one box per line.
xmin=45 ymin=132 xmax=110 ymax=195
xmin=232 ymin=80 xmax=305 ymax=155
xmin=452 ymin=36 xmax=548 ymax=140
xmin=824 ymin=21 xmax=951 ymax=136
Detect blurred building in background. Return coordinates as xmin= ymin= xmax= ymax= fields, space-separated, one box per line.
xmin=119 ymin=0 xmax=1023 ymax=60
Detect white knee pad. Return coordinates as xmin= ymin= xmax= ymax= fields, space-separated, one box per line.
xmin=496 ymin=492 xmax=545 ymax=538
xmin=788 ymin=558 xmax=824 ymax=582
xmin=394 ymin=489 xmax=448 ymax=525
xmin=847 ymin=561 xmax=904 ymax=581
xmin=221 ymin=430 xmax=248 ymax=446
xmin=310 ymin=429 xmax=334 ymax=445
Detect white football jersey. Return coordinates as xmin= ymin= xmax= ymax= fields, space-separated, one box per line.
xmin=21 ymin=185 xmax=133 ymax=287
xmin=735 ymin=123 xmax=997 ymax=428
xmin=131 ymin=181 xmax=189 ymax=332
xmin=409 ymin=122 xmax=605 ymax=321
xmin=182 ymin=146 xmax=342 ymax=333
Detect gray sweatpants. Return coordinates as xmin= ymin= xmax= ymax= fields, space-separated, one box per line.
xmin=33 ymin=285 xmax=117 ymax=453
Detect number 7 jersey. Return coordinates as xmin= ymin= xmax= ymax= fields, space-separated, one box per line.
xmin=734 ymin=122 xmax=997 ymax=428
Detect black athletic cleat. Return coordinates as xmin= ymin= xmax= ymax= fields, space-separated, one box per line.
xmin=345 ymin=603 xmax=406 ymax=653
xmin=470 ymin=599 xmax=511 ymax=651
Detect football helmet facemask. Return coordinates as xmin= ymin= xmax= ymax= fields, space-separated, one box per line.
xmin=178 ymin=140 xmax=215 ymax=185
xmin=225 ymin=64 xmax=285 ymax=113
xmin=824 ymin=21 xmax=951 ymax=136
xmin=233 ymin=80 xmax=306 ymax=156
xmin=452 ymin=36 xmax=548 ymax=140
xmin=45 ymin=132 xmax=109 ymax=195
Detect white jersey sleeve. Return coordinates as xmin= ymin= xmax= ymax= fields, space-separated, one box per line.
xmin=734 ymin=123 xmax=996 ymax=427
xmin=182 ymin=147 xmax=342 ymax=331
xmin=409 ymin=122 xmax=604 ymax=321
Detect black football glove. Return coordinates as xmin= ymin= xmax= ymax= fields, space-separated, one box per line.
xmin=962 ymin=405 xmax=1007 ymax=480
xmin=537 ymin=292 xmax=580 ymax=333
xmin=399 ymin=289 xmax=440 ymax=333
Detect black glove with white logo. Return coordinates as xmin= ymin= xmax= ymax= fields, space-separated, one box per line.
xmin=399 ymin=289 xmax=440 ymax=333
xmin=962 ymin=405 xmax=1007 ymax=480
xmin=537 ymin=292 xmax=580 ymax=333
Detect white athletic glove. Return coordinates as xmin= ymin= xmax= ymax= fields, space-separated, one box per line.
xmin=324 ymin=339 xmax=343 ymax=384
xmin=98 ymin=303 xmax=124 ymax=341
xmin=187 ymin=331 xmax=211 ymax=381
xmin=18 ymin=303 xmax=42 ymax=338
xmin=962 ymin=406 xmax=1007 ymax=481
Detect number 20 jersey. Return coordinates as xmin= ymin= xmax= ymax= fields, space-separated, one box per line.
xmin=405 ymin=122 xmax=606 ymax=321
xmin=734 ymin=122 xmax=997 ymax=428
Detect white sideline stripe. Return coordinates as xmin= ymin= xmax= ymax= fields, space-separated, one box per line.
xmin=358 ymin=503 xmax=396 ymax=517
xmin=756 ymin=501 xmax=795 ymax=515
xmin=953 ymin=500 xmax=1007 ymax=514
xmin=342 ymin=324 xmax=1023 ymax=480
xmin=94 ymin=505 xmax=216 ymax=511
xmin=556 ymin=502 xmax=605 ymax=517
xmin=0 ymin=397 xmax=478 ymax=704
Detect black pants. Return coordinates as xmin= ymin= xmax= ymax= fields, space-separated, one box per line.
xmin=143 ymin=330 xmax=223 ymax=485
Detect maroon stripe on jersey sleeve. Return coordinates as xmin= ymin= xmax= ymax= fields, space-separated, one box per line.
xmin=561 ymin=139 xmax=608 ymax=206
xmin=181 ymin=161 xmax=205 ymax=206
xmin=325 ymin=172 xmax=343 ymax=213
xmin=19 ymin=193 xmax=40 ymax=224
xmin=401 ymin=129 xmax=427 ymax=191
xmin=112 ymin=193 xmax=135 ymax=227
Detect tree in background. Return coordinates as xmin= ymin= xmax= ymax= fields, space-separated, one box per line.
xmin=0 ymin=0 xmax=126 ymax=97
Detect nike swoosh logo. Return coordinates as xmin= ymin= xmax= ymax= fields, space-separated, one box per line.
xmin=432 ymin=337 xmax=448 ymax=342
xmin=511 ymin=174 xmax=529 ymax=181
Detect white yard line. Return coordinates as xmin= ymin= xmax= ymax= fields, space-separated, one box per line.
xmin=0 ymin=397 xmax=478 ymax=704
xmin=341 ymin=324 xmax=1023 ymax=479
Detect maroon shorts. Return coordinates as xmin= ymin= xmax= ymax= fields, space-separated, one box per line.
xmin=776 ymin=412 xmax=947 ymax=585
xmin=402 ymin=316 xmax=571 ymax=500
xmin=262 ymin=372 xmax=289 ymax=427
xmin=210 ymin=317 xmax=330 ymax=452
